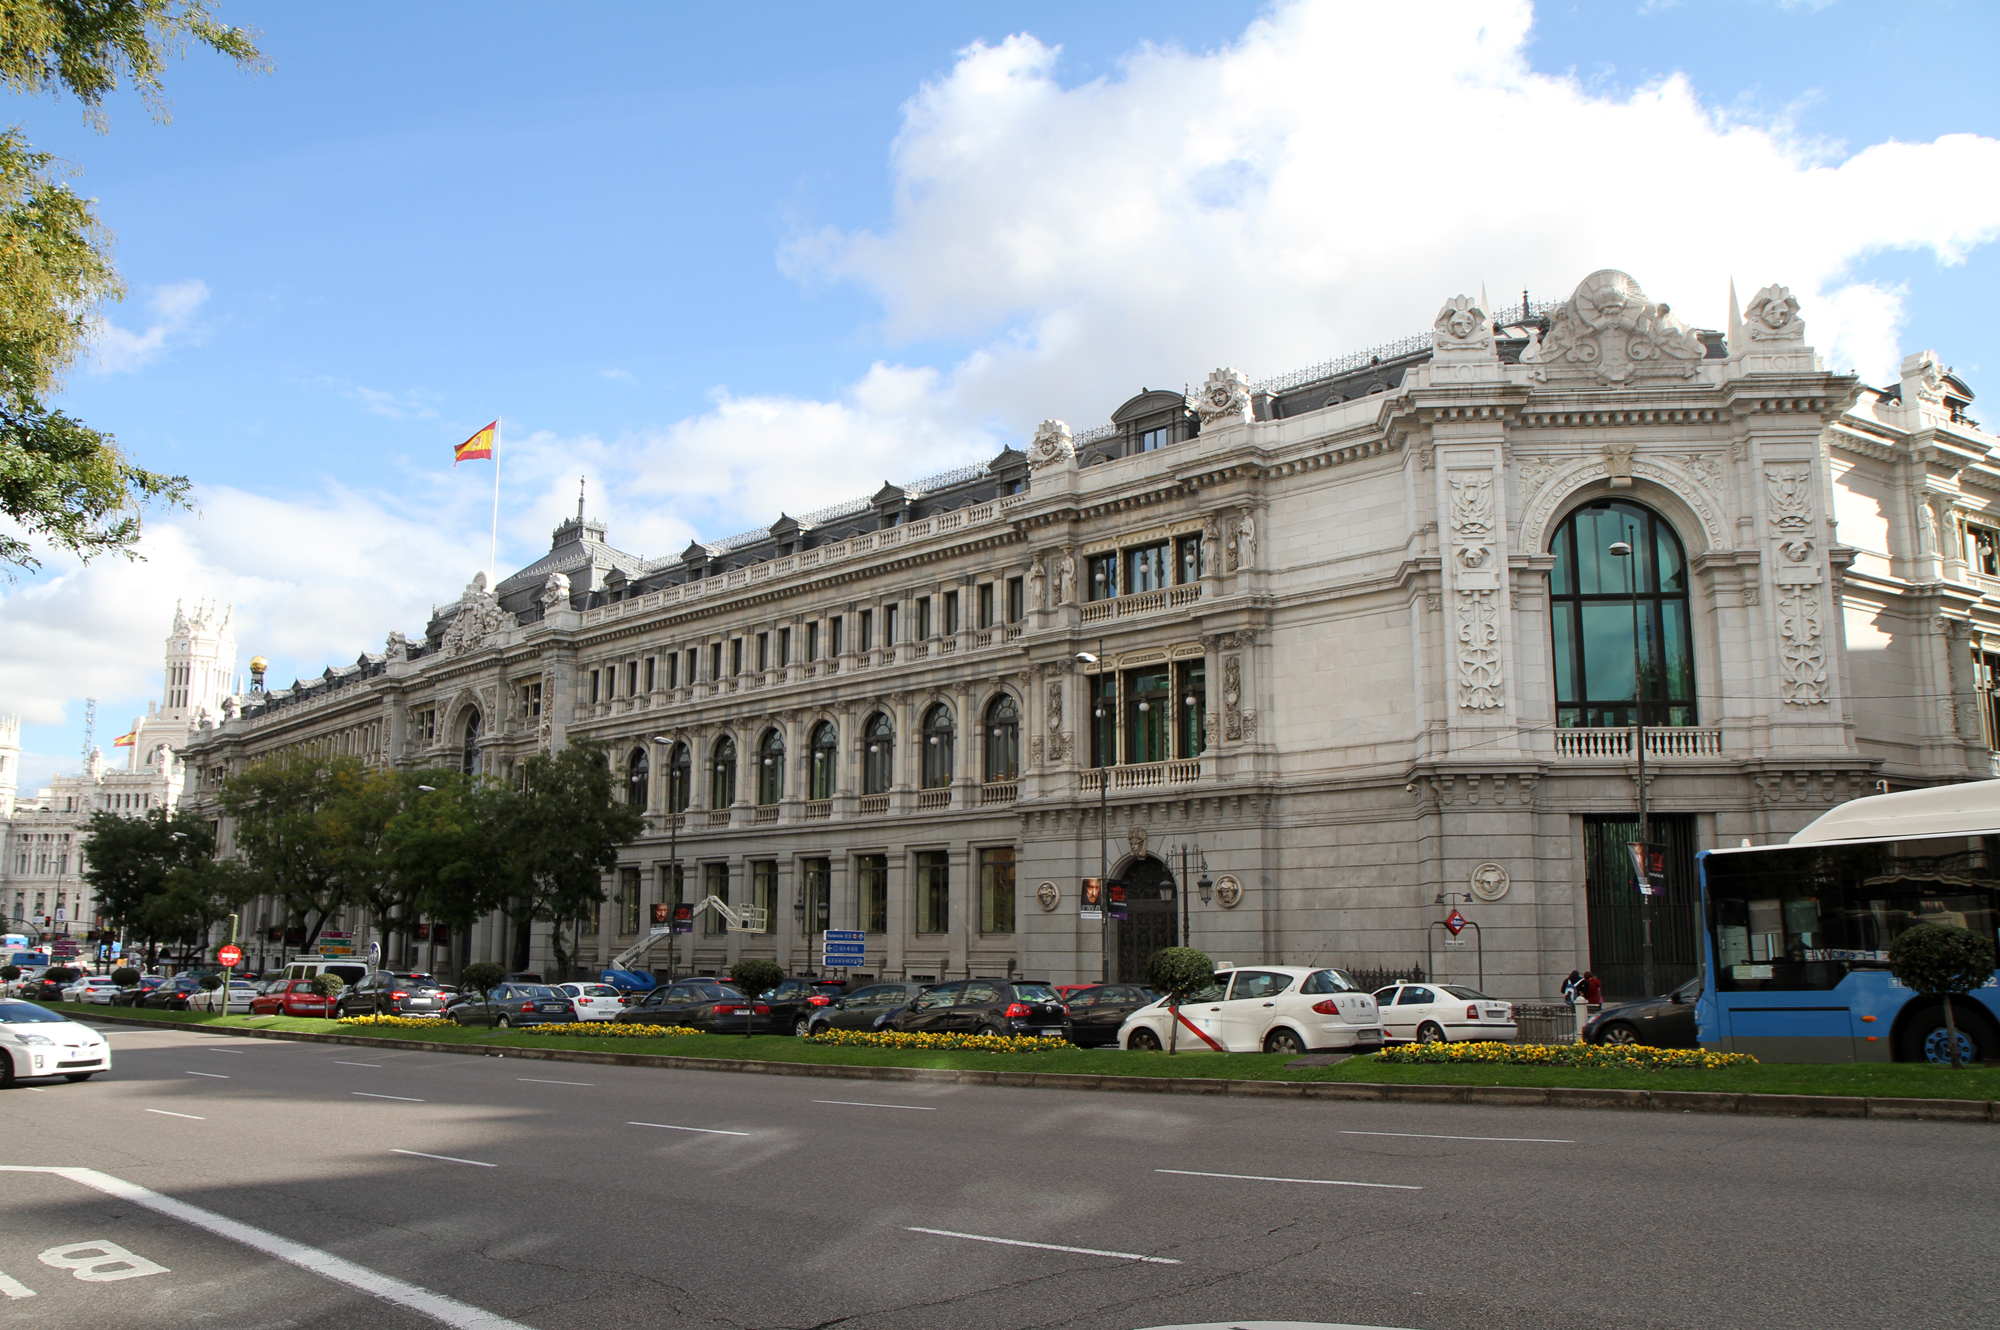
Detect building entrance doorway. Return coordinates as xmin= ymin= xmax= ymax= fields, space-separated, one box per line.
xmin=1113 ymin=855 xmax=1178 ymax=983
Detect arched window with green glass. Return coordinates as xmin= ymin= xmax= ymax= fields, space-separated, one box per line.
xmin=1548 ymin=500 xmax=1696 ymax=728
xmin=626 ymin=747 xmax=649 ymax=809
xmin=921 ymin=703 xmax=954 ymax=789
xmin=862 ymin=712 xmax=894 ymax=794
xmin=983 ymin=695 xmax=1019 ymax=782
xmin=710 ymin=734 xmax=737 ymax=808
xmin=808 ymin=721 xmax=837 ymax=800
xmin=757 ymin=728 xmax=784 ymax=805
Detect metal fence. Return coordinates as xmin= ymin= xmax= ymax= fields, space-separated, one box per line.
xmin=1342 ymin=964 xmax=1425 ymax=993
xmin=1513 ymin=1002 xmax=1587 ymax=1045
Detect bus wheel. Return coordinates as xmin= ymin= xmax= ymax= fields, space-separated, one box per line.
xmin=1901 ymin=1007 xmax=1994 ymax=1064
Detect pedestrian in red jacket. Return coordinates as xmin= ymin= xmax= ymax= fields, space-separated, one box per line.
xmin=1583 ymin=972 xmax=1603 ymax=1005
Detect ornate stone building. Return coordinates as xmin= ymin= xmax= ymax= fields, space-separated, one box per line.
xmin=177 ymin=268 xmax=2000 ymax=998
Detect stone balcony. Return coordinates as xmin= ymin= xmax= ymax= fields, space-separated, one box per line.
xmin=1553 ymin=726 xmax=1724 ymax=761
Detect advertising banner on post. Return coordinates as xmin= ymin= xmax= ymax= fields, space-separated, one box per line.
xmin=1626 ymin=842 xmax=1668 ymax=896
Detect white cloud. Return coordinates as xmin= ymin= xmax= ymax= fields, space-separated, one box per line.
xmin=789 ymin=0 xmax=2000 ymax=400
xmin=89 ymin=278 xmax=210 ymax=374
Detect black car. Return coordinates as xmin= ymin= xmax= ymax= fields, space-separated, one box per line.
xmin=615 ymin=979 xmax=774 ymax=1033
xmin=1586 ymin=973 xmax=1702 ymax=1048
xmin=336 ymin=971 xmax=449 ymax=1019
xmin=447 ymin=983 xmax=574 ymax=1028
xmin=1061 ymin=984 xmax=1160 ymax=1047
xmin=762 ymin=977 xmax=855 ymax=1037
xmin=883 ymin=979 xmax=1072 ymax=1040
xmin=22 ymin=968 xmax=82 ymax=1001
xmin=803 ymin=982 xmax=930 ymax=1036
xmin=109 ymin=975 xmax=167 ymax=1006
xmin=137 ymin=975 xmax=206 ymax=1010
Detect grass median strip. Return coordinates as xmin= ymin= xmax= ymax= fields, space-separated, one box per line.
xmin=48 ymin=1004 xmax=2000 ymax=1101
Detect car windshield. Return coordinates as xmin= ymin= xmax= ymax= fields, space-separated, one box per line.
xmin=512 ymin=985 xmax=558 ymax=999
xmin=1012 ymin=983 xmax=1060 ymax=1003
xmin=1442 ymin=986 xmax=1494 ymax=1000
xmin=0 ymin=1001 xmax=66 ymax=1023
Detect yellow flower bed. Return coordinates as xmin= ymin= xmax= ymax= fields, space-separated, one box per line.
xmin=335 ymin=1014 xmax=452 ymax=1029
xmin=1374 ymin=1040 xmax=1756 ymax=1070
xmin=523 ymin=1022 xmax=701 ymax=1038
xmin=802 ymin=1029 xmax=1071 ymax=1053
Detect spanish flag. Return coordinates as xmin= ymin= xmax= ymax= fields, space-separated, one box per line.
xmin=112 ymin=730 xmax=136 ymax=748
xmin=455 ymin=421 xmax=497 ymax=465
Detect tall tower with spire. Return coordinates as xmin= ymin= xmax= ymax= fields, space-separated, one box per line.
xmin=127 ymin=601 xmax=237 ymax=773
xmin=0 ymin=714 xmax=18 ymax=819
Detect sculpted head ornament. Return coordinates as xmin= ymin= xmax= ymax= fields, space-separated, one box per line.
xmin=1187 ymin=367 xmax=1252 ymax=426
xmin=1744 ymin=284 xmax=1803 ymax=342
xmin=1028 ymin=419 xmax=1076 ymax=471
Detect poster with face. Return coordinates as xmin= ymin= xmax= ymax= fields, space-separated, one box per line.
xmin=1082 ymin=878 xmax=1102 ymax=907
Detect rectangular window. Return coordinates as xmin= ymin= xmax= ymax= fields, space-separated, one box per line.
xmin=1087 ymin=553 xmax=1119 ymax=600
xmin=590 ymin=671 xmax=601 ymax=705
xmin=618 ymin=866 xmax=641 ymax=935
xmin=830 ymin=615 xmax=844 ymax=657
xmin=884 ymin=603 xmax=899 ymax=646
xmin=1124 ymin=667 xmax=1170 ymax=763
xmin=801 ymin=857 xmax=830 ymax=935
xmin=778 ymin=627 xmax=791 ymax=667
xmin=943 ymin=590 xmax=959 ymax=636
xmin=751 ymin=860 xmax=777 ymax=934
xmin=1127 ymin=542 xmax=1169 ymax=594
xmin=667 ymin=654 xmax=679 ymax=688
xmin=915 ymin=851 xmax=949 ymax=934
xmin=658 ymin=861 xmax=684 ymax=912
xmin=859 ymin=609 xmax=873 ymax=652
xmin=979 ymin=847 xmax=1016 ymax=934
xmin=1090 ymin=672 xmax=1118 ymax=768
xmin=977 ymin=583 xmax=994 ymax=629
xmin=1007 ymin=576 xmax=1024 ymax=623
xmin=1970 ymin=525 xmax=2000 ymax=577
xmin=857 ymin=854 xmax=888 ymax=933
xmin=757 ymin=633 xmax=769 ymax=672
xmin=703 ymin=863 xmax=729 ymax=935
xmin=731 ymin=638 xmax=744 ymax=676
xmin=1176 ymin=534 xmax=1204 ymax=583
xmin=627 ymin=661 xmax=639 ymax=695
xmin=916 ymin=596 xmax=932 ymax=641
xmin=1136 ymin=425 xmax=1170 ymax=452
xmin=1176 ymin=660 xmax=1206 ymax=758
xmin=644 ymin=657 xmax=656 ymax=692
xmin=806 ymin=622 xmax=818 ymax=661
xmin=710 ymin=643 xmax=722 ymax=682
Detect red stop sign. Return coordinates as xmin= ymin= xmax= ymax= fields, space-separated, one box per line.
xmin=217 ymin=944 xmax=243 ymax=969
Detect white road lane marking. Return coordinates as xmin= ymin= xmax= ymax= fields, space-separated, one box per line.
xmin=627 ymin=1121 xmax=748 ymax=1136
xmin=185 ymin=1071 xmax=229 ymax=1079
xmin=1155 ymin=1169 xmax=1421 ymax=1191
xmin=0 ymin=1270 xmax=33 ymax=1298
xmin=352 ymin=1092 xmax=425 ymax=1102
xmin=515 ymin=1078 xmax=593 ymax=1086
xmin=811 ymin=1099 xmax=937 ymax=1111
xmin=145 ymin=1109 xmax=205 ymax=1120
xmin=335 ymin=1061 xmax=382 ymax=1068
xmin=391 ymin=1150 xmax=495 ymax=1168
xmin=1340 ymin=1130 xmax=1573 ymax=1144
xmin=906 ymin=1227 xmax=1180 ymax=1265
xmin=0 ymin=1166 xmax=532 ymax=1330
xmin=205 ymin=1048 xmax=243 ymax=1054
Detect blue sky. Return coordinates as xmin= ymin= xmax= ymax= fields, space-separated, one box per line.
xmin=3 ymin=0 xmax=1998 ymax=790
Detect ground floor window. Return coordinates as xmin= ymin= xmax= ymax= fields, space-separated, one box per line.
xmin=657 ymin=861 xmax=683 ymax=909
xmin=802 ymin=857 xmax=830 ymax=934
xmin=915 ymin=851 xmax=949 ymax=933
xmin=617 ymin=865 xmax=641 ymax=935
xmin=703 ymin=862 xmax=729 ymax=936
xmin=750 ymin=860 xmax=777 ymax=933
xmin=856 ymin=854 xmax=888 ymax=933
xmin=979 ymin=847 xmax=1015 ymax=934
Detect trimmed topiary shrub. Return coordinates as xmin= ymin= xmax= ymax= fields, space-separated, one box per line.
xmin=198 ymin=972 xmax=225 ymax=991
xmin=111 ymin=967 xmax=141 ymax=987
xmin=1890 ymin=923 xmax=1999 ymax=1069
xmin=1145 ymin=946 xmax=1215 ymax=1054
xmin=1 ymin=965 xmax=19 ymax=983
xmin=311 ymin=972 xmax=345 ymax=997
xmin=729 ymin=958 xmax=784 ymax=998
xmin=459 ymin=961 xmax=505 ymax=1000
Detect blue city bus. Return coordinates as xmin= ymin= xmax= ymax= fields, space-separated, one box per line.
xmin=1696 ymin=780 xmax=2000 ymax=1063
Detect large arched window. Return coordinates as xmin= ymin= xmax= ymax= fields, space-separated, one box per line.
xmin=984 ymin=695 xmax=1019 ymax=782
xmin=757 ymin=728 xmax=785 ymax=805
xmin=627 ymin=747 xmax=649 ymax=809
xmin=666 ymin=741 xmax=691 ymax=814
xmin=809 ymin=721 xmax=838 ymax=800
xmin=461 ymin=711 xmax=482 ymax=776
xmin=1548 ymin=500 xmax=1696 ymax=728
xmin=862 ymin=712 xmax=894 ymax=794
xmin=921 ymin=703 xmax=955 ymax=789
xmin=710 ymin=735 xmax=738 ymax=807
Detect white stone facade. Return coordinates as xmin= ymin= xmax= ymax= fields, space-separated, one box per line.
xmin=176 ymin=268 xmax=1999 ymax=999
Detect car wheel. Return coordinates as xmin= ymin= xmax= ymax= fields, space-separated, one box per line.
xmin=794 ymin=1016 xmax=811 ymax=1038
xmin=975 ymin=1024 xmax=1002 ymax=1037
xmin=64 ymin=1073 xmax=93 ymax=1082
xmin=1415 ymin=1021 xmax=1447 ymax=1044
xmin=0 ymin=1051 xmax=13 ymax=1088
xmin=1263 ymin=1027 xmax=1308 ymax=1056
xmin=1595 ymin=1021 xmax=1643 ymax=1047
xmin=495 ymin=1016 xmax=512 ymax=1029
xmin=1126 ymin=1027 xmax=1163 ymax=1051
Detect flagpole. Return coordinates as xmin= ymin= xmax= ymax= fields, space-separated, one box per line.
xmin=490 ymin=416 xmax=502 ymax=584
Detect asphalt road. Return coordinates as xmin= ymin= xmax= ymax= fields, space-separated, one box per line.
xmin=0 ymin=1024 xmax=1992 ymax=1330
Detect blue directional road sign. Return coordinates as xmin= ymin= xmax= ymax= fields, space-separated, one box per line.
xmin=824 ymin=931 xmax=866 ymax=943
xmin=822 ymin=945 xmax=867 ymax=959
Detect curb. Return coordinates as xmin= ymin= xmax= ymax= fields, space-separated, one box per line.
xmin=80 ymin=1014 xmax=1998 ymax=1123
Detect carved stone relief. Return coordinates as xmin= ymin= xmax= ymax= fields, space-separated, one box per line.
xmin=440 ymin=572 xmax=509 ymax=657
xmin=1776 ymin=585 xmax=1829 ymax=705
xmin=1766 ymin=464 xmax=1813 ymax=534
xmin=1223 ymin=654 xmax=1243 ymax=740
xmin=1743 ymin=284 xmax=1804 ymax=342
xmin=1604 ymin=441 xmax=1635 ymax=488
xmin=1431 ymin=295 xmax=1494 ymax=358
xmin=1028 ymin=419 xmax=1077 ymax=471
xmin=1519 ymin=269 xmax=1707 ymax=386
xmin=1680 ymin=452 xmax=1723 ymax=491
xmin=384 ymin=630 xmax=408 ymax=662
xmin=1516 ymin=456 xmax=1559 ymax=496
xmin=1225 ymin=511 xmax=1256 ymax=572
xmin=1456 ymin=592 xmax=1505 ymax=709
xmin=1187 ymin=367 xmax=1253 ymax=427
xmin=1028 ymin=555 xmax=1048 ymax=612
xmin=1447 ymin=471 xmax=1504 ymax=711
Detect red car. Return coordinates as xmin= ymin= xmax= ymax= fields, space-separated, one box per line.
xmin=249 ymin=979 xmax=336 ymax=1018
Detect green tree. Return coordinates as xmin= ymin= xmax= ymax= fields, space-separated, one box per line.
xmin=1145 ymin=946 xmax=1215 ymax=1055
xmin=110 ymin=965 xmax=139 ymax=986
xmin=390 ymin=771 xmax=497 ymax=978
xmin=136 ymin=855 xmax=252 ymax=957
xmin=217 ymin=749 xmax=371 ymax=952
xmin=487 ymin=741 xmax=643 ymax=979
xmin=311 ymin=971 xmax=343 ymax=997
xmin=1889 ymin=923 xmax=1999 ymax=1069
xmin=0 ymin=2 xmax=263 ymax=574
xmin=459 ymin=961 xmax=504 ymax=1003
xmin=80 ymin=804 xmax=214 ymax=955
xmin=728 ymin=958 xmax=782 ymax=998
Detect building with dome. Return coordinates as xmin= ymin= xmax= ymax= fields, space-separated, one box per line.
xmin=175 ymin=268 xmax=2000 ymax=1000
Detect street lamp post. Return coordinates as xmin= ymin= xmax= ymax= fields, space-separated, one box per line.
xmin=652 ymin=737 xmax=679 ymax=983
xmin=1609 ymin=526 xmax=1656 ymax=997
xmin=1076 ymin=640 xmax=1109 ymax=984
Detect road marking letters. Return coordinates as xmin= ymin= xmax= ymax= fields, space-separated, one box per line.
xmin=906 ymin=1227 xmax=1180 ymax=1264
xmin=40 ymin=1240 xmax=169 ymax=1282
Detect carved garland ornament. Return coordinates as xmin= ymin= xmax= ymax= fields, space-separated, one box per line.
xmin=1777 ymin=586 xmax=1829 ymax=706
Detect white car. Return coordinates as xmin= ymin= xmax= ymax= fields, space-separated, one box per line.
xmin=61 ymin=975 xmax=122 ymax=1003
xmin=188 ymin=979 xmax=260 ymax=1014
xmin=1372 ymin=981 xmax=1518 ymax=1043
xmin=555 ymin=982 xmax=627 ymax=1021
xmin=0 ymin=999 xmax=111 ymax=1083
xmin=1117 ymin=966 xmax=1382 ymax=1055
